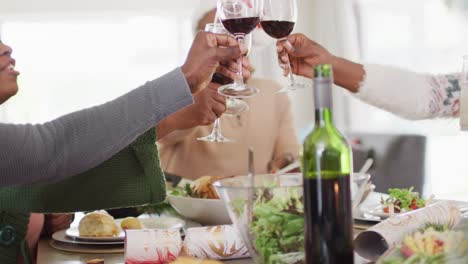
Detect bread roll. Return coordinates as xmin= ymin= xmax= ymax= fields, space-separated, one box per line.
xmin=120 ymin=217 xmax=143 ymax=230
xmin=79 ymin=211 xmax=119 ymax=237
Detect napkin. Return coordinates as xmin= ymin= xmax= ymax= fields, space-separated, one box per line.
xmin=183 ymin=225 xmax=250 ymax=260
xmin=125 ymin=229 xmax=182 ymax=264
xmin=354 ymin=201 xmax=462 ymax=261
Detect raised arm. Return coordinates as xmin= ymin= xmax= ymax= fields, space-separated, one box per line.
xmin=276 ymin=33 xmax=460 ymax=120
xmin=0 ymin=68 xmax=192 ymax=186
xmin=357 ymin=65 xmax=460 ymax=119
xmin=0 ymin=31 xmax=248 ymax=186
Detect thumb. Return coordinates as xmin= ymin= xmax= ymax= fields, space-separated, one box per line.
xmin=214 ymin=46 xmax=242 ymax=62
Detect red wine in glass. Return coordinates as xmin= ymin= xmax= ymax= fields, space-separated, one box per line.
xmin=221 ymin=17 xmax=261 ymax=35
xmin=260 ymin=20 xmax=295 ymax=39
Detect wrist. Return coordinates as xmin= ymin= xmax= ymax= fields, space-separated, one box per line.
xmin=181 ymin=65 xmax=197 ymax=94
xmin=156 ymin=116 xmax=179 ymax=140
xmin=331 ymin=56 xmax=364 ymax=93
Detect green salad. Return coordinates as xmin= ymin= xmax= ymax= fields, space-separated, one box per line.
xmin=382 ymin=187 xmax=426 ymax=214
xmin=232 ymin=188 xmax=305 ymax=264
xmin=169 ymin=183 xmax=193 ymax=197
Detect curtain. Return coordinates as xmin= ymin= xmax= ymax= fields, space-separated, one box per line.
xmin=289 ymin=0 xmax=361 ymax=138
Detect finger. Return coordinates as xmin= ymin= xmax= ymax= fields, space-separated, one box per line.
xmin=276 ymin=41 xmax=285 ymax=53
xmin=219 ymin=60 xmax=251 ymax=77
xmin=215 ymin=46 xmax=243 ymax=62
xmin=212 ymin=33 xmax=238 ymax=47
xmin=283 ymin=40 xmax=296 ymax=54
xmin=219 ymin=61 xmax=239 ymax=74
xmin=212 ymin=101 xmax=227 ymax=117
xmin=224 ymin=61 xmax=251 ymax=79
xmin=217 ymin=65 xmax=251 ymax=81
xmin=204 ymin=114 xmax=217 ymax=125
xmin=241 ymin=56 xmax=250 ymax=69
xmin=211 ymin=91 xmax=227 ymax=105
xmin=286 ymin=33 xmax=303 ymax=46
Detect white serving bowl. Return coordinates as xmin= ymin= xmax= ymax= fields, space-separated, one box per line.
xmin=166 ymin=194 xmax=231 ymax=226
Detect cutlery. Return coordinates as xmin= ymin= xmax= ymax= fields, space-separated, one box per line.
xmin=276 ymin=160 xmax=301 ymax=174
xmin=353 ymin=158 xmax=374 ymax=213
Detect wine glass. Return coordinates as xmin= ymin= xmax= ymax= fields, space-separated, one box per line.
xmin=197 ymin=23 xmax=250 ymax=143
xmin=217 ymin=0 xmax=263 ymax=98
xmin=209 ymin=22 xmax=251 ymax=115
xmin=261 ymin=0 xmax=307 ymax=93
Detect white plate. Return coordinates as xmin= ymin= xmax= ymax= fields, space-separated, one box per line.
xmin=65 ymin=217 xmax=185 ymax=242
xmin=360 ymin=203 xmax=393 ymax=219
xmin=353 ymin=212 xmax=383 ymax=223
xmin=53 ymin=230 xmax=124 ymax=245
xmin=50 ymin=240 xmax=124 ymax=254
xmin=167 ymin=194 xmax=231 ymax=226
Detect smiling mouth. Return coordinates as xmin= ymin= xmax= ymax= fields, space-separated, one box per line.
xmin=1 ymin=62 xmax=20 ymax=76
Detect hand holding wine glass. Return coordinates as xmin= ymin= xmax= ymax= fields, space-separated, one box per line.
xmin=181 ymin=31 xmax=249 ymax=94
xmin=276 ymin=33 xmax=335 ymax=79
xmin=261 ymin=0 xmax=306 ymax=92
xmin=217 ymin=0 xmax=263 ymax=98
xmin=197 ymin=22 xmax=250 ymax=143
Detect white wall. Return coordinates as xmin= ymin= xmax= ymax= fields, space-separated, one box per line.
xmin=0 ymin=0 xmax=198 ymax=16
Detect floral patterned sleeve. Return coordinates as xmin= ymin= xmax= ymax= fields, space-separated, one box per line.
xmin=428 ymin=73 xmax=462 ymax=118
xmin=356 ymin=64 xmax=462 ymax=120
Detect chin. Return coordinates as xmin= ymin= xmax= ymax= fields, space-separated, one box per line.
xmin=0 ymin=85 xmax=19 ymax=104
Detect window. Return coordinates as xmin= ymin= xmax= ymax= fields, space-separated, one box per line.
xmin=0 ymin=12 xmax=193 ymax=123
xmin=354 ymin=0 xmax=468 ymax=200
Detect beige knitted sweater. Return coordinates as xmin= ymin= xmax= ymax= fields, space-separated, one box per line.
xmin=158 ymin=78 xmax=301 ymax=180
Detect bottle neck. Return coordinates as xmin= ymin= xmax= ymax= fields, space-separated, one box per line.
xmin=315 ymin=108 xmax=333 ymax=127
xmin=313 ymin=78 xmax=334 ymax=127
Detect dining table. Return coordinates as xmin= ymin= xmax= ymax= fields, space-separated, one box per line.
xmin=37 ymin=236 xmax=371 ymax=264
xmin=33 ymin=192 xmax=407 ymax=264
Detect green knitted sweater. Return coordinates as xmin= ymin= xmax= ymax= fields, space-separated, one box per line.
xmin=0 ymin=128 xmax=166 ymax=263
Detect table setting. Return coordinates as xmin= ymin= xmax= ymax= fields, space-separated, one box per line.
xmin=34 ymin=0 xmax=468 ymax=263
xmin=38 ymin=156 xmax=468 ymax=264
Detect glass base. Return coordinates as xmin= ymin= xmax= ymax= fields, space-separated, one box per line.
xmin=225 ymin=98 xmax=249 ymax=116
xmin=218 ymin=83 xmax=259 ymax=98
xmin=276 ymin=82 xmax=310 ymax=93
xmin=197 ymin=130 xmax=233 ymax=143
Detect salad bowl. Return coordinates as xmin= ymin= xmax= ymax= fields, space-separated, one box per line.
xmin=214 ymin=173 xmax=305 ymax=264
xmin=166 ymin=194 xmax=231 ymax=225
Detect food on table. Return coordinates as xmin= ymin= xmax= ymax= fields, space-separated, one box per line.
xmin=170 ymin=176 xmax=226 ymax=199
xmin=120 ymin=217 xmax=143 ymax=230
xmin=169 ymin=257 xmax=222 ymax=264
xmin=232 ymin=188 xmax=305 ymax=263
xmin=381 ymin=187 xmax=427 ymax=215
xmin=382 ymin=224 xmax=468 ymax=264
xmin=86 ymin=259 xmax=104 ymax=264
xmin=191 ymin=176 xmax=220 ymax=199
xmin=78 ymin=211 xmax=119 ymax=237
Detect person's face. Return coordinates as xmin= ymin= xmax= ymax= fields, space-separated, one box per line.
xmin=0 ymin=40 xmax=19 ymax=104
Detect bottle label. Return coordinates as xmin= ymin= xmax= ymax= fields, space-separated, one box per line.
xmin=313 ymin=79 xmax=333 ymax=109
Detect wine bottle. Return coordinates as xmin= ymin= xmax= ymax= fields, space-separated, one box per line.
xmin=302 ymin=64 xmax=354 ymax=263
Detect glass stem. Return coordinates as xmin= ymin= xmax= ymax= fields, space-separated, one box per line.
xmin=213 ymin=118 xmax=221 ymax=135
xmin=282 ymin=39 xmax=296 ymax=86
xmin=235 ymin=34 xmax=245 ymax=86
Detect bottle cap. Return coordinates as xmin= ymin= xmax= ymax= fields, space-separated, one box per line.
xmin=313 ymin=64 xmax=333 ymax=78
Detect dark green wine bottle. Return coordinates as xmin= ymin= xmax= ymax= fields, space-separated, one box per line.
xmin=302 ymin=64 xmax=354 ymax=263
